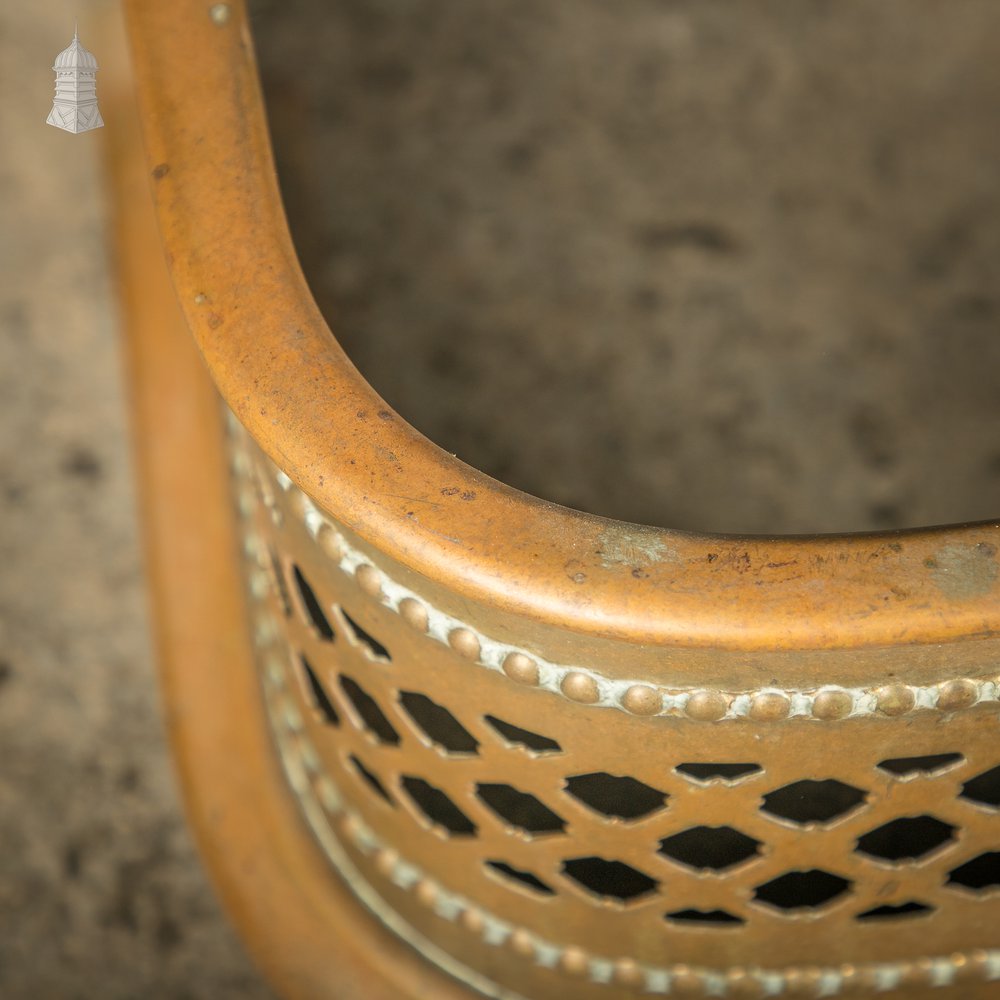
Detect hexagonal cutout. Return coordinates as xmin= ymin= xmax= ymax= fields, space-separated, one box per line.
xmin=348 ymin=753 xmax=393 ymax=805
xmin=564 ymin=772 xmax=667 ymax=822
xmin=484 ymin=715 xmax=561 ymax=754
xmin=877 ymin=753 xmax=963 ymax=779
xmin=485 ymin=860 xmax=555 ymax=897
xmin=855 ymin=815 xmax=956 ymax=863
xmin=400 ymin=776 xmax=476 ymax=837
xmin=947 ymin=852 xmax=1000 ymax=892
xmin=292 ymin=564 xmax=335 ymax=641
xmin=299 ymin=653 xmax=340 ymax=726
xmin=338 ymin=675 xmax=400 ymax=745
xmin=339 ymin=607 xmax=391 ymax=661
xmin=399 ymin=691 xmax=479 ymax=755
xmin=753 ymin=870 xmax=851 ymax=913
xmin=561 ymin=856 xmax=658 ymax=904
xmin=476 ymin=783 xmax=565 ymax=836
xmin=761 ymin=779 xmax=866 ymax=826
xmin=658 ymin=826 xmax=761 ymax=873
xmin=665 ymin=908 xmax=744 ymax=928
xmin=960 ymin=764 xmax=1000 ymax=809
xmin=269 ymin=547 xmax=292 ymax=617
xmin=675 ymin=763 xmax=762 ymax=785
xmin=856 ymin=901 xmax=933 ymax=922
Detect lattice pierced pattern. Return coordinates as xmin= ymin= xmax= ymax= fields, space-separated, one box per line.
xmin=285 ymin=616 xmax=1000 ymax=923
xmin=233 ymin=428 xmax=1000 ymax=998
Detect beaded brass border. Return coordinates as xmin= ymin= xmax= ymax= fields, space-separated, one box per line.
xmin=254 ymin=453 xmax=1000 ymax=724
xmin=230 ymin=419 xmax=1000 ymax=998
xmin=256 ymin=644 xmax=1000 ymax=997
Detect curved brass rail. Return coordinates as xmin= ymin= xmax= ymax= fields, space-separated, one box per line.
xmin=124 ymin=0 xmax=999 ymax=651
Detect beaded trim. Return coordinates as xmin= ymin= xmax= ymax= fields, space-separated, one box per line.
xmin=237 ymin=427 xmax=1000 ymax=723
xmin=229 ymin=420 xmax=1000 ymax=998
xmin=258 ymin=644 xmax=1000 ymax=996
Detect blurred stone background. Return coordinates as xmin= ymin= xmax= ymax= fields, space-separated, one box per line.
xmin=3 ymin=0 xmax=1000 ymax=998
xmin=0 ymin=1 xmax=270 ymax=997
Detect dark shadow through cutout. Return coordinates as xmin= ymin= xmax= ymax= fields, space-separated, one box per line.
xmin=659 ymin=826 xmax=760 ymax=872
xmin=300 ymin=654 xmax=340 ymax=726
xmin=564 ymin=772 xmax=667 ymax=821
xmin=877 ymin=753 xmax=964 ymax=778
xmin=270 ymin=547 xmax=292 ymax=617
xmin=855 ymin=815 xmax=955 ymax=863
xmin=484 ymin=715 xmax=561 ymax=754
xmin=485 ymin=860 xmax=555 ymax=896
xmin=856 ymin=901 xmax=932 ymax=921
xmin=561 ymin=856 xmax=658 ymax=903
xmin=338 ymin=674 xmax=400 ymax=744
xmin=675 ymin=763 xmax=762 ymax=784
xmin=753 ymin=870 xmax=852 ymax=911
xmin=340 ymin=607 xmax=391 ymax=661
xmin=761 ymin=779 xmax=866 ymax=825
xmin=349 ymin=753 xmax=393 ymax=804
xmin=960 ymin=764 xmax=1000 ymax=808
xmin=399 ymin=691 xmax=479 ymax=754
xmin=292 ymin=564 xmax=335 ymax=640
xmin=948 ymin=852 xmax=1000 ymax=891
xmin=401 ymin=775 xmax=477 ymax=836
xmin=665 ymin=908 xmax=744 ymax=926
xmin=476 ymin=783 xmax=566 ymax=836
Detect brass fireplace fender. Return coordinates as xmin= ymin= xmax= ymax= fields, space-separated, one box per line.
xmin=114 ymin=2 xmax=1000 ymax=998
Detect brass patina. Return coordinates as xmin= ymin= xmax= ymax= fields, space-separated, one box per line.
xmin=116 ymin=2 xmax=1000 ymax=997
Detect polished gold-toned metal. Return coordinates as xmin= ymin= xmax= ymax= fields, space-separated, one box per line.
xmin=877 ymin=684 xmax=918 ymax=717
xmin=560 ymin=671 xmax=601 ymax=704
xmin=399 ymin=597 xmax=429 ymax=633
xmin=748 ymin=691 xmax=791 ymax=722
xmin=118 ymin=1 xmax=1000 ymax=998
xmin=447 ymin=627 xmax=481 ymax=661
xmin=938 ymin=679 xmax=980 ymax=712
xmin=317 ymin=524 xmax=343 ymax=562
xmin=355 ymin=564 xmax=384 ymax=599
xmin=503 ymin=652 xmax=540 ymax=687
xmin=684 ymin=690 xmax=730 ymax=722
xmin=620 ymin=685 xmax=662 ymax=716
xmin=811 ymin=689 xmax=855 ymax=721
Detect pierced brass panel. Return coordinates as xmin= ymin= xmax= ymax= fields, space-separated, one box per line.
xmin=231 ymin=419 xmax=1000 ymax=999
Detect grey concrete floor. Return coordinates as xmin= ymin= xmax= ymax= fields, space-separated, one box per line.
xmin=0 ymin=2 xmax=270 ymax=997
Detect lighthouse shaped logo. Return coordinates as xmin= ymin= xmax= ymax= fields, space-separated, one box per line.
xmin=46 ymin=23 xmax=104 ymax=134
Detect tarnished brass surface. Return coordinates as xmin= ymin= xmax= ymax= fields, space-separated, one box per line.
xmin=124 ymin=1 xmax=1000 ymax=653
xmin=120 ymin=1 xmax=1000 ymax=997
xmin=228 ymin=425 xmax=1000 ymax=998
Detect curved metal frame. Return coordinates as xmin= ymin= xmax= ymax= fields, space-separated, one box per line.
xmin=115 ymin=3 xmax=1000 ymax=999
xmin=125 ymin=0 xmax=999 ymax=654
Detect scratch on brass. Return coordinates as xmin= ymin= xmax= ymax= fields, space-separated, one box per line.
xmin=597 ymin=525 xmax=676 ymax=569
